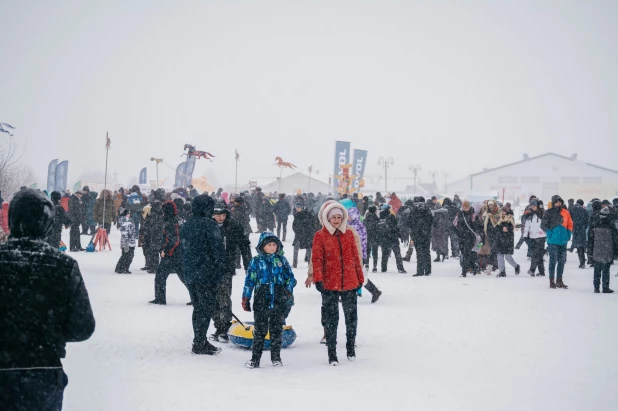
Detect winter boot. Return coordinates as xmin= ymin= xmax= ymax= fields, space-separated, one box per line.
xmin=515 ymin=265 xmax=520 ymax=275
xmin=594 ymin=288 xmax=600 ymax=293
xmin=293 ymin=262 xmax=298 ymax=269
xmin=372 ymin=267 xmax=378 ymax=273
xmin=328 ymin=347 xmax=339 ymax=366
xmin=497 ymin=272 xmax=506 ymax=278
xmin=398 ymin=269 xmax=407 ymax=274
xmin=412 ymin=273 xmax=423 ymax=277
xmin=245 ymin=358 xmax=260 ymax=369
xmin=602 ymin=288 xmax=614 ymax=294
xmin=433 ymin=254 xmax=441 ymax=263
xmin=364 ymin=280 xmax=382 ymax=303
xmin=550 ymin=279 xmax=557 ymax=289
xmin=346 ymin=342 xmax=356 ymax=362
xmin=320 ymin=335 xmax=327 ymax=344
xmin=556 ymin=279 xmax=569 ymax=289
xmin=578 ymin=263 xmax=585 ymax=269
xmin=528 ymin=270 xmax=535 ymax=276
xmin=149 ymin=299 xmax=166 ymax=305
xmin=192 ymin=341 xmax=221 ymax=355
xmin=271 ymin=352 xmax=282 ymax=366
xmin=461 ymin=270 xmax=467 ymax=278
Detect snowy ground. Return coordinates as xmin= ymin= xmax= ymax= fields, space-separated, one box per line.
xmin=61 ymin=222 xmax=618 ymax=411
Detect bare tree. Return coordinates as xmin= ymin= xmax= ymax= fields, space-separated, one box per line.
xmin=0 ymin=136 xmax=33 ymax=200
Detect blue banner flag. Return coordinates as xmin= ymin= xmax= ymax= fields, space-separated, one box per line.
xmin=333 ymin=141 xmax=351 ymax=188
xmin=184 ymin=156 xmax=196 ymax=187
xmin=54 ymin=161 xmax=69 ymax=192
xmin=175 ymin=162 xmax=187 ymax=188
xmin=47 ymin=159 xmax=58 ymax=193
xmin=139 ymin=167 xmax=147 ymax=185
xmin=352 ymin=149 xmax=368 ymax=189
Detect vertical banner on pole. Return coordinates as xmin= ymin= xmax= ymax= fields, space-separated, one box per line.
xmin=47 ymin=159 xmax=58 ymax=193
xmin=184 ymin=156 xmax=196 ymax=187
xmin=139 ymin=168 xmax=147 ymax=185
xmin=351 ymin=149 xmax=368 ymax=189
xmin=54 ymin=161 xmax=69 ymax=192
xmin=333 ymin=141 xmax=350 ymax=189
xmin=175 ymin=162 xmax=187 ymax=188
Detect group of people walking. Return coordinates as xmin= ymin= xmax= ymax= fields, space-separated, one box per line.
xmin=2 ymin=184 xmax=617 ymax=409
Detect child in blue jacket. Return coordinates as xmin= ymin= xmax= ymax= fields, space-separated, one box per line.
xmin=242 ymin=232 xmax=296 ymax=368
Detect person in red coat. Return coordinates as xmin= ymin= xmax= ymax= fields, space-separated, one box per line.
xmin=312 ymin=201 xmax=364 ymax=366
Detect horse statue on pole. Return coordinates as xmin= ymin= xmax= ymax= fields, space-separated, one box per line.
xmin=274 ymin=156 xmax=297 ymax=169
xmin=182 ymin=144 xmax=215 ymax=162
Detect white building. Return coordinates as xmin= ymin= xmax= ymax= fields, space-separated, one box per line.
xmin=447 ymin=153 xmax=618 ymax=205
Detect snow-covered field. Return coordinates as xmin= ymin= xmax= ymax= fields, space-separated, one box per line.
xmin=61 ymin=223 xmax=618 ymax=411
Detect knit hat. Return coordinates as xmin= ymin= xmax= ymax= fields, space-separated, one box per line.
xmin=327 ymin=207 xmax=344 ymax=220
xmin=295 ymin=202 xmax=304 ymax=208
xmin=530 ymin=199 xmax=538 ymax=206
xmin=551 ymin=195 xmax=564 ymax=205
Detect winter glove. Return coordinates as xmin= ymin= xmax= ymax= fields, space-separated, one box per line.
xmin=285 ymin=291 xmax=295 ymax=307
xmin=315 ymin=281 xmax=325 ymax=293
xmin=242 ymin=297 xmax=251 ymax=312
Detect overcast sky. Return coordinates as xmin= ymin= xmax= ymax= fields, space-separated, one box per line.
xmin=1 ymin=0 xmax=616 ymax=190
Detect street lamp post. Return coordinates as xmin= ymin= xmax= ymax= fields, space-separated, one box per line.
xmin=378 ymin=156 xmax=394 ymax=193
xmin=150 ymin=157 xmax=163 ymax=188
xmin=409 ymin=164 xmax=421 ymax=194
xmin=443 ymin=172 xmax=449 ymax=194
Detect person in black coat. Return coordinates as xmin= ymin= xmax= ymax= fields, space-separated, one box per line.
xmin=441 ymin=197 xmax=460 ymax=257
xmin=398 ymin=201 xmax=414 ymax=262
xmin=257 ymin=196 xmax=275 ymax=232
xmin=292 ymin=202 xmax=318 ymax=268
xmin=455 ymin=201 xmax=482 ymax=277
xmin=210 ymin=201 xmax=252 ymax=342
xmin=410 ymin=197 xmax=434 ymax=276
xmin=377 ymin=204 xmax=406 ymax=273
xmin=149 ymin=201 xmax=185 ymax=305
xmin=68 ymin=191 xmax=84 ymax=251
xmin=273 ymin=193 xmax=292 ymax=241
xmin=364 ymin=206 xmax=380 ymax=271
xmin=568 ymin=199 xmax=589 ymax=268
xmin=494 ymin=207 xmax=520 ymax=277
xmin=0 ymin=189 xmax=95 ymax=410
xmin=142 ymin=201 xmax=164 ymax=273
xmin=47 ymin=191 xmax=72 ymax=249
xmin=180 ymin=194 xmax=227 ymax=355
xmin=231 ymin=196 xmax=252 ymax=236
xmin=587 ymin=206 xmax=617 ymax=293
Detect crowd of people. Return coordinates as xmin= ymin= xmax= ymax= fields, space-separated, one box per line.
xmin=1 ymin=184 xmax=617 ymax=408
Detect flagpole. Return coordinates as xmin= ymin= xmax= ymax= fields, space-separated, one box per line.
xmin=235 ymin=149 xmax=239 ymax=194
xmin=102 ymin=132 xmax=109 ymax=228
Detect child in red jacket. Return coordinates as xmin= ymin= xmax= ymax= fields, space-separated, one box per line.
xmin=312 ymin=202 xmax=364 ymax=366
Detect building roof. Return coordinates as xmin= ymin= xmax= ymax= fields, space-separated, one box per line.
xmin=469 ymin=152 xmax=618 ymax=177
xmin=260 ymin=172 xmax=334 ymax=195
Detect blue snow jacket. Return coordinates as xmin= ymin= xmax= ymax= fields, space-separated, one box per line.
xmin=242 ymin=232 xmax=296 ymax=310
xmin=179 ymin=195 xmax=226 ymax=285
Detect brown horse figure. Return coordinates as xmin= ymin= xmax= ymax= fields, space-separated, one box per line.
xmin=183 ymin=144 xmax=215 ymax=162
xmin=274 ymin=156 xmax=297 ymax=169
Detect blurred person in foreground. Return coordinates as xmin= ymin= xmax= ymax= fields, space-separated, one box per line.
xmin=0 ymin=189 xmax=95 ymax=410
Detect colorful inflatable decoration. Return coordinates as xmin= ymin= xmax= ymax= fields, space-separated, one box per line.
xmin=228 ymin=320 xmax=297 ymax=350
xmin=182 ymin=144 xmax=215 ymax=162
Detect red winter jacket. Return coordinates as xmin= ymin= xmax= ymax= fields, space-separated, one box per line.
xmin=312 ymin=226 xmax=364 ymax=291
